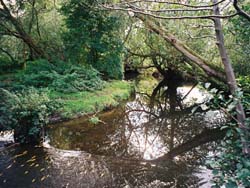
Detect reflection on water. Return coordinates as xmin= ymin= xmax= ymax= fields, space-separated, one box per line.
xmin=0 ymin=76 xmax=225 ymax=188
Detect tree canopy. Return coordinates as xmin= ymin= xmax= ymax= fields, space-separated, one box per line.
xmin=0 ymin=1 xmax=250 ymax=186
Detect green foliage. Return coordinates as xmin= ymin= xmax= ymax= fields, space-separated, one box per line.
xmin=51 ymin=64 xmax=105 ymax=93
xmin=89 ymin=116 xmax=101 ymax=125
xmin=0 ymin=88 xmax=61 ymax=143
xmin=228 ymin=3 xmax=250 ymax=76
xmin=238 ymin=76 xmax=250 ymax=116
xmin=123 ymin=19 xmax=209 ymax=80
xmin=16 ymin=59 xmax=105 ymax=93
xmin=0 ymin=56 xmax=20 ymax=74
xmin=0 ymin=58 xmax=132 ymax=144
xmin=201 ymin=81 xmax=250 ymax=187
xmin=238 ymin=76 xmax=250 ymax=93
xmin=0 ymin=60 xmax=132 ymax=143
xmin=62 ymin=0 xmax=124 ymax=79
xmin=0 ymin=0 xmax=65 ymax=62
xmin=207 ymin=121 xmax=250 ymax=188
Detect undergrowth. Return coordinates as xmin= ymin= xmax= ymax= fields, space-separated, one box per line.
xmin=0 ymin=59 xmax=133 ymax=143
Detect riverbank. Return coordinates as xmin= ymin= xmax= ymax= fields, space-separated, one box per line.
xmin=0 ymin=60 xmax=135 ymax=127
xmin=0 ymin=63 xmax=134 ymax=143
xmin=49 ymin=80 xmax=134 ymax=121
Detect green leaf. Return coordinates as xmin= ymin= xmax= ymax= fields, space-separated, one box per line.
xmin=212 ymin=169 xmax=219 ymax=175
xmin=226 ymin=129 xmax=233 ymax=137
xmin=225 ymin=181 xmax=237 ymax=188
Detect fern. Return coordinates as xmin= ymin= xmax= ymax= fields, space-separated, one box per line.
xmin=16 ymin=59 xmax=106 ymax=93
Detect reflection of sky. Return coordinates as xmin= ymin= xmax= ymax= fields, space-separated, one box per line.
xmin=0 ymin=131 xmax=14 ymax=142
xmin=125 ymin=98 xmax=167 ymax=160
xmin=127 ymin=129 xmax=167 ymax=160
xmin=178 ymin=86 xmax=211 ymax=104
xmin=0 ymin=83 xmax=221 ymax=188
xmin=123 ymin=85 xmax=221 ymax=160
xmin=0 ymin=85 xmax=220 ymax=162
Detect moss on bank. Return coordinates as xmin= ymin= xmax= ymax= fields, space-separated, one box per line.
xmin=49 ymin=80 xmax=134 ymax=119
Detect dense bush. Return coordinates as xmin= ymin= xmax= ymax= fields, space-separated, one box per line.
xmin=0 ymin=88 xmax=61 ymax=143
xmin=233 ymin=61 xmax=250 ymax=77
xmin=229 ymin=4 xmax=250 ymax=76
xmin=17 ymin=59 xmax=106 ymax=93
xmin=0 ymin=59 xmax=108 ymax=143
xmin=62 ymin=0 xmax=124 ymax=79
xmin=208 ymin=132 xmax=250 ymax=188
xmin=202 ymin=81 xmax=250 ymax=187
xmin=238 ymin=76 xmax=250 ymax=93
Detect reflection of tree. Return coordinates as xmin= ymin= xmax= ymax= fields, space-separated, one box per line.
xmin=152 ymin=127 xmax=225 ymax=162
xmin=45 ymin=77 xmax=225 ymax=187
xmin=119 ymin=77 xmax=225 ymax=187
xmin=0 ymin=77 xmax=226 ymax=188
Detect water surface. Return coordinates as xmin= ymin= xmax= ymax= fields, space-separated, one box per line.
xmin=0 ymin=76 xmax=225 ymax=188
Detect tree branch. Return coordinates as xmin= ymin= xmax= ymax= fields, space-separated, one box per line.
xmin=102 ymin=4 xmax=238 ymax=20
xmin=0 ymin=47 xmax=17 ymax=62
xmin=233 ymin=0 xmax=250 ymax=22
xmin=114 ymin=0 xmax=227 ymax=8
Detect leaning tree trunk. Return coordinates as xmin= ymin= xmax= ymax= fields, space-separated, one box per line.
xmin=0 ymin=0 xmax=47 ymax=60
xmin=213 ymin=0 xmax=249 ymax=155
xmin=135 ymin=14 xmax=226 ymax=83
xmin=9 ymin=11 xmax=46 ymax=60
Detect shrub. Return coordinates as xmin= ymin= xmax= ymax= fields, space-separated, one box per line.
xmin=23 ymin=59 xmax=56 ymax=74
xmin=208 ymin=131 xmax=250 ymax=188
xmin=16 ymin=59 xmax=105 ymax=93
xmin=20 ymin=71 xmax=58 ymax=88
xmin=202 ymin=81 xmax=250 ymax=187
xmin=95 ymin=54 xmax=124 ymax=80
xmin=0 ymin=88 xmax=61 ymax=143
xmin=51 ymin=64 xmax=105 ymax=93
xmin=233 ymin=61 xmax=250 ymax=77
xmin=238 ymin=76 xmax=250 ymax=93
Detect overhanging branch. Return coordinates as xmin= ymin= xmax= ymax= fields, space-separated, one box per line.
xmin=233 ymin=0 xmax=250 ymax=22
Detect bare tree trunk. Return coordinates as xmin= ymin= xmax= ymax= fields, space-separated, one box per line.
xmin=213 ymin=0 xmax=249 ymax=155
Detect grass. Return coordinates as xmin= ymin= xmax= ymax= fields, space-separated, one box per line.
xmin=0 ymin=71 xmax=134 ymax=120
xmin=49 ymin=80 xmax=134 ymax=118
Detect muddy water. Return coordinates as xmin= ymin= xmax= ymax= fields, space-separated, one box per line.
xmin=0 ymin=77 xmax=225 ymax=188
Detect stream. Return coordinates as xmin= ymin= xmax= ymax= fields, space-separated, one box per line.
xmin=0 ymin=76 xmax=225 ymax=188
